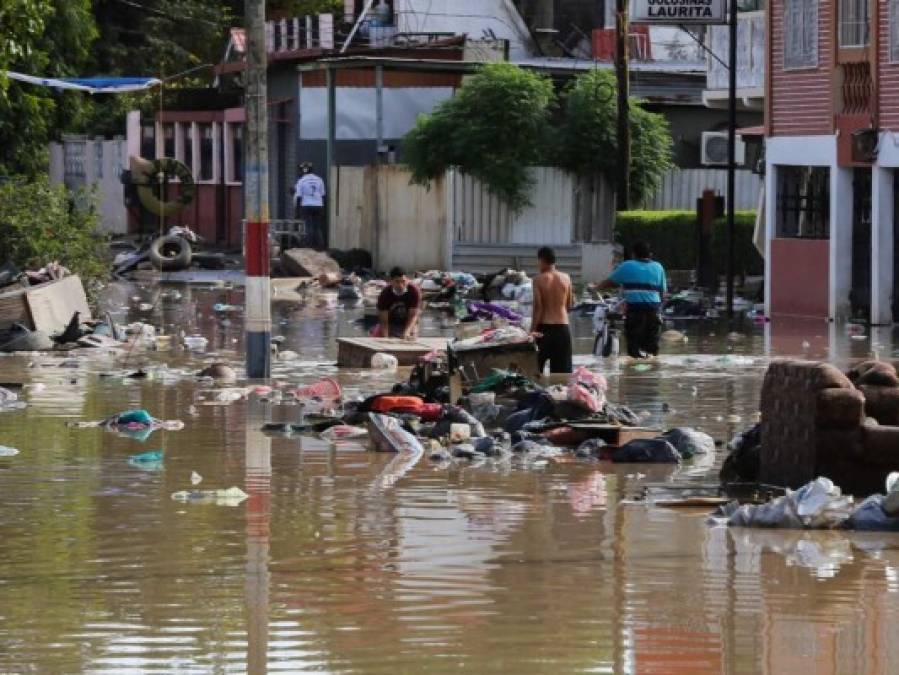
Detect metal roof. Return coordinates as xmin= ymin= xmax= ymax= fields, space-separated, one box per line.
xmin=513 ymin=56 xmax=707 ymax=76
xmin=296 ymin=56 xmax=707 ymax=106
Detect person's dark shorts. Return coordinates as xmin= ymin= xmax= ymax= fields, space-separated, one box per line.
xmin=536 ymin=324 xmax=573 ymax=374
xmin=624 ymin=306 xmax=662 ymax=359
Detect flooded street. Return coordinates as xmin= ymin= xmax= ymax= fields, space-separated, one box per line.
xmin=2 ymin=283 xmax=899 ymax=673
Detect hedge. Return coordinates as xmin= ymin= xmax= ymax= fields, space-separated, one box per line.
xmin=615 ymin=210 xmax=763 ymax=276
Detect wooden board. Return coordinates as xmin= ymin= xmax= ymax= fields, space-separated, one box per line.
xmin=0 ymin=284 xmax=29 ymax=329
xmin=337 ymin=337 xmax=448 ymax=368
xmin=566 ymin=422 xmax=660 ymax=448
xmin=450 ymin=341 xmax=541 ymax=381
xmin=25 ymin=276 xmax=91 ymax=334
xmin=0 ymin=276 xmax=90 ymax=333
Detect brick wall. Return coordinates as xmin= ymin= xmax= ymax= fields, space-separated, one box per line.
xmin=878 ymin=1 xmax=899 ymax=130
xmin=769 ymin=0 xmax=834 ymax=136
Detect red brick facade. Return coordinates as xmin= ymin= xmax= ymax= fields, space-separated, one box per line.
xmin=768 ymin=0 xmax=834 ymax=137
xmin=878 ymin=1 xmax=899 ymax=130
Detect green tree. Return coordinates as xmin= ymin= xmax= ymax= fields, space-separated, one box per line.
xmin=403 ymin=63 xmax=555 ymax=210
xmin=265 ymin=0 xmax=343 ymax=16
xmin=557 ymin=69 xmax=673 ymax=205
xmin=0 ymin=0 xmax=97 ymax=177
xmin=93 ymin=0 xmax=233 ymax=79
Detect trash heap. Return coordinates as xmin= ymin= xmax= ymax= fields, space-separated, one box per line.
xmin=265 ymin=358 xmax=717 ymax=472
xmin=712 ymin=473 xmax=899 ymax=532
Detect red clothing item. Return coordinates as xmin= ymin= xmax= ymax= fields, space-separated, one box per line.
xmin=377 ymin=284 xmax=422 ymax=336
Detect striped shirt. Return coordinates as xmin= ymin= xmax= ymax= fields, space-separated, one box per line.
xmin=610 ymin=259 xmax=667 ymax=309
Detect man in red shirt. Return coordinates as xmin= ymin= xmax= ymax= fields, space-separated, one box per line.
xmin=377 ymin=267 xmax=422 ymax=339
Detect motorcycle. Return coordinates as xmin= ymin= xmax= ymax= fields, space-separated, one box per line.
xmin=592 ymin=297 xmax=623 ymax=359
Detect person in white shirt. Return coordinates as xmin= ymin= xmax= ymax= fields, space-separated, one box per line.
xmin=293 ymin=162 xmax=326 ymax=249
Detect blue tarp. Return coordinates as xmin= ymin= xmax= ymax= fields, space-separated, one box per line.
xmin=4 ymin=72 xmax=161 ymax=93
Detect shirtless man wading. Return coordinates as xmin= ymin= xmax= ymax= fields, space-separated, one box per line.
xmin=531 ymin=246 xmax=574 ymax=374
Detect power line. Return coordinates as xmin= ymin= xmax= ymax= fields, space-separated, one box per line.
xmin=109 ymin=0 xmax=224 ymax=28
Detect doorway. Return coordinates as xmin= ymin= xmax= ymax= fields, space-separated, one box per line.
xmin=850 ymin=167 xmax=872 ymax=321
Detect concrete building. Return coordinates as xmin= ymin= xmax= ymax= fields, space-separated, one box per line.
xmin=763 ymin=0 xmax=898 ymax=325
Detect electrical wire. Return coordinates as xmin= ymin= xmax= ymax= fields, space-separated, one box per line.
xmin=109 ymin=0 xmax=224 ymax=28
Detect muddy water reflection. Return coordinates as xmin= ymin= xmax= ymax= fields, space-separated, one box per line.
xmin=0 ymin=284 xmax=898 ymax=673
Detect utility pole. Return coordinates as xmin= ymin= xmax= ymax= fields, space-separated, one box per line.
xmin=245 ymin=0 xmax=271 ymax=379
xmin=615 ymin=0 xmax=631 ymax=211
xmin=726 ymin=0 xmax=737 ymax=317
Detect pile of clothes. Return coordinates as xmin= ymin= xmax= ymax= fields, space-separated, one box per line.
xmin=452 ymin=326 xmax=532 ymax=352
xmin=266 ymin=361 xmax=717 ymax=473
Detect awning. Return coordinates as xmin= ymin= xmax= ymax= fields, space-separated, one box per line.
xmin=4 ymin=72 xmax=161 ymax=93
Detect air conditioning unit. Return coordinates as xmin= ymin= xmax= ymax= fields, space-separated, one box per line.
xmin=701 ymin=131 xmax=746 ymax=166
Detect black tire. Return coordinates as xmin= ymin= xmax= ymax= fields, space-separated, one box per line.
xmin=149 ymin=235 xmax=192 ymax=271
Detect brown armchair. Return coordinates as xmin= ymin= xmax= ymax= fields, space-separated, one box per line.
xmin=759 ymin=360 xmax=899 ymax=496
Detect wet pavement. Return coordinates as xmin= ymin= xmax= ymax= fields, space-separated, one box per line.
xmin=1 ymin=282 xmax=899 ymax=673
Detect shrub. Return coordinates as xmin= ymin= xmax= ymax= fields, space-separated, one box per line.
xmin=0 ymin=176 xmax=108 ymax=292
xmin=404 ymin=63 xmax=556 ymax=210
xmin=615 ymin=209 xmax=762 ymax=276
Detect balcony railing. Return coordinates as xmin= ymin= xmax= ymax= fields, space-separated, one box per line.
xmin=265 ymin=14 xmax=335 ymax=53
xmin=707 ymin=11 xmax=765 ymax=91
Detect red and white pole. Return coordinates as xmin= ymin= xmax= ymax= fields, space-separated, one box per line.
xmin=245 ymin=0 xmax=271 ymax=379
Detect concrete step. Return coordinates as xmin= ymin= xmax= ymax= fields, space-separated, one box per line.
xmin=452 ymin=243 xmax=582 ymax=281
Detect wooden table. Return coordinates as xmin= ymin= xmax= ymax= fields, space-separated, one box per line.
xmin=337 ymin=337 xmax=448 ymax=368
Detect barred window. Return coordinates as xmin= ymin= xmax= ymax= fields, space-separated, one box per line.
xmin=783 ymin=0 xmax=818 ymax=69
xmin=891 ymin=0 xmax=899 ymax=61
xmin=839 ymin=0 xmax=869 ymax=48
xmin=776 ymin=166 xmax=830 ymax=239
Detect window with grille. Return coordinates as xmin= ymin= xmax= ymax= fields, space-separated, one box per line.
xmin=839 ymin=0 xmax=869 ymax=48
xmin=776 ymin=166 xmax=830 ymax=239
xmin=162 ymin=123 xmax=175 ymax=159
xmin=891 ymin=0 xmax=899 ymax=61
xmin=183 ymin=123 xmax=194 ymax=175
xmin=783 ymin=0 xmax=818 ymax=69
xmin=199 ymin=123 xmax=214 ymax=181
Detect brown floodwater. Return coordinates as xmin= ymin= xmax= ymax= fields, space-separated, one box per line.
xmin=1 ymin=282 xmax=898 ymax=674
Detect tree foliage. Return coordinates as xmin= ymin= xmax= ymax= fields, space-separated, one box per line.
xmin=404 ymin=63 xmax=555 ymax=210
xmin=93 ymin=0 xmax=233 ymax=79
xmin=0 ymin=177 xmax=107 ymax=285
xmin=556 ymin=69 xmax=673 ymax=205
xmin=404 ymin=65 xmax=674 ymax=209
xmin=0 ymin=0 xmax=97 ymax=177
xmin=264 ymin=0 xmax=343 ymax=16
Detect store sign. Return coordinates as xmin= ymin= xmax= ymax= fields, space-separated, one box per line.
xmin=631 ymin=0 xmax=727 ymax=25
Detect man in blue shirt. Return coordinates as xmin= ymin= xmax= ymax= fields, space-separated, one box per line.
xmin=598 ymin=241 xmax=667 ymax=358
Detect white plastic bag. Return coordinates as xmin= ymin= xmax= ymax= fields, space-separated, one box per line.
xmin=371 ymin=353 xmax=398 ymax=370
xmin=450 ymin=423 xmax=471 ymax=443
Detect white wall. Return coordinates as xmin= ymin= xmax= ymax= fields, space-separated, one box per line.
xmin=49 ymin=137 xmax=128 ymax=235
xmin=299 ymin=86 xmax=454 ymax=140
xmin=394 ymin=0 xmax=534 ymax=60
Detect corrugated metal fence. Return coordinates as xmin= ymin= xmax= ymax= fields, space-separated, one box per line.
xmin=639 ymin=168 xmax=763 ymax=211
xmin=451 ymin=167 xmax=616 ymax=244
